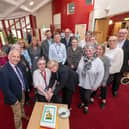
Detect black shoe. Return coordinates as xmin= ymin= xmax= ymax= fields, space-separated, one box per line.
xmin=100 ymin=102 xmax=106 ymax=109
xmin=78 ymin=103 xmax=84 ymax=109
xmin=83 ymin=107 xmax=88 ymax=114
xmin=25 ymin=101 xmax=30 ymax=106
xmin=113 ymin=91 xmax=118 ymax=97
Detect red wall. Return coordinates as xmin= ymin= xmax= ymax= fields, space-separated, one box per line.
xmin=110 ymin=12 xmax=129 ymax=22
xmin=52 ymin=0 xmax=94 ymax=33
xmin=108 ymin=12 xmax=129 ymax=36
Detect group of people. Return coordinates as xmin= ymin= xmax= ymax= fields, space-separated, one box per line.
xmin=0 ymin=27 xmax=129 ymax=129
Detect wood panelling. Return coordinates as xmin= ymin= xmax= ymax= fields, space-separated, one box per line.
xmin=95 ymin=18 xmax=109 ymax=43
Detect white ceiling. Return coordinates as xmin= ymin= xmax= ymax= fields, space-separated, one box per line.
xmin=0 ymin=0 xmax=51 ymax=19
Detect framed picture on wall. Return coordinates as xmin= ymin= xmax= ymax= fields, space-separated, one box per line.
xmin=67 ymin=3 xmax=75 ymax=15
xmin=85 ymin=0 xmax=93 ymax=5
xmin=75 ymin=24 xmax=86 ymax=40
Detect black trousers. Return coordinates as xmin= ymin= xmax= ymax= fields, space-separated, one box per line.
xmin=112 ymin=73 xmax=122 ymax=92
xmin=37 ymin=94 xmax=48 ymax=102
xmin=62 ymin=88 xmax=73 ymax=109
xmin=37 ymin=93 xmax=62 ymax=103
xmin=107 ymin=73 xmax=122 ymax=93
xmin=91 ymin=86 xmax=108 ymax=100
xmin=80 ymin=87 xmax=92 ymax=107
xmin=51 ymin=94 xmax=62 ymax=104
xmin=100 ymin=86 xmax=108 ymax=99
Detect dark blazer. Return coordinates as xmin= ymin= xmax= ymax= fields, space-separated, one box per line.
xmin=28 ymin=45 xmax=42 ymax=72
xmin=0 ymin=62 xmax=29 ymax=105
xmin=120 ymin=39 xmax=129 ymax=73
xmin=49 ymin=64 xmax=79 ymax=95
xmin=61 ymin=37 xmax=73 ymax=49
xmin=67 ymin=46 xmax=83 ymax=70
xmin=20 ymin=55 xmax=33 ymax=91
xmin=41 ymin=39 xmax=54 ymax=62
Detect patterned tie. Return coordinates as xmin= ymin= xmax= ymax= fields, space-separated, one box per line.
xmin=15 ymin=65 xmax=26 ymax=91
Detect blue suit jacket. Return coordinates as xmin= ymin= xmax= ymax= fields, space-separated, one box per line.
xmin=61 ymin=37 xmax=72 ymax=49
xmin=0 ymin=62 xmax=29 ymax=105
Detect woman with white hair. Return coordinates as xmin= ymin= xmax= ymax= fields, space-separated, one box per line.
xmin=47 ymin=60 xmax=79 ymax=108
xmin=105 ymin=36 xmax=123 ymax=97
xmin=77 ymin=44 xmax=104 ymax=114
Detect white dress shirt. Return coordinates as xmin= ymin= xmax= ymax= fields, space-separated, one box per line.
xmin=33 ymin=68 xmax=51 ymax=95
xmin=78 ymin=39 xmax=86 ymax=48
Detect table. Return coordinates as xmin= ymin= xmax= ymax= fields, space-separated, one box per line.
xmin=27 ymin=102 xmax=70 ymax=129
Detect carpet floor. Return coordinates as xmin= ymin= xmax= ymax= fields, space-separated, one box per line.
xmin=0 ymin=84 xmax=129 ymax=129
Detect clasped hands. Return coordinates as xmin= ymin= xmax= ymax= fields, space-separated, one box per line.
xmin=44 ymin=88 xmax=53 ymax=102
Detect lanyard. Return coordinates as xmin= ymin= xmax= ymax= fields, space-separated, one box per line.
xmin=54 ymin=44 xmax=61 ymax=55
xmin=41 ymin=70 xmax=47 ymax=88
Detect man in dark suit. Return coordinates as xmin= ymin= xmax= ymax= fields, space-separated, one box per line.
xmin=41 ymin=30 xmax=54 ymax=62
xmin=61 ymin=28 xmax=73 ymax=49
xmin=0 ymin=49 xmax=29 ymax=129
xmin=112 ymin=28 xmax=129 ymax=96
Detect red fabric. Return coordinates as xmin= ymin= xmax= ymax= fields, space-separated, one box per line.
xmin=41 ymin=70 xmax=47 ymax=88
xmin=0 ymin=56 xmax=8 ymax=66
xmin=0 ymin=85 xmax=129 ymax=129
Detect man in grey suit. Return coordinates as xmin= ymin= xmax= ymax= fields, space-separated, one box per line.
xmin=41 ymin=30 xmax=54 ymax=62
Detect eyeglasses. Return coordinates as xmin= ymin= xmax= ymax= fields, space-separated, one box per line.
xmin=108 ymin=40 xmax=116 ymax=42
xmin=119 ymin=32 xmax=127 ymax=34
xmin=38 ymin=63 xmax=46 ymax=65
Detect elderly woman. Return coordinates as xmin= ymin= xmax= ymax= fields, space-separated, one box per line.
xmin=33 ymin=58 xmax=51 ymax=102
xmin=77 ymin=44 xmax=104 ymax=114
xmin=47 ymin=60 xmax=79 ymax=108
xmin=90 ymin=44 xmax=110 ymax=108
xmin=67 ymin=37 xmax=83 ymax=71
xmin=105 ymin=36 xmax=123 ymax=97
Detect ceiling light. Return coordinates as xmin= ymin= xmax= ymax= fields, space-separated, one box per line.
xmin=124 ymin=17 xmax=129 ymax=21
xmin=109 ymin=20 xmax=113 ymax=25
xmin=29 ymin=1 xmax=34 ymax=6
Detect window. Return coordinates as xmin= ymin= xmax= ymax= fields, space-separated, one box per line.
xmin=11 ymin=29 xmax=17 ymax=37
xmin=5 ymin=20 xmax=9 ymax=28
xmin=21 ymin=18 xmax=25 ymax=28
xmin=67 ymin=3 xmax=75 ymax=15
xmin=86 ymin=0 xmax=93 ymax=5
xmin=0 ymin=21 xmax=3 ymax=29
xmin=15 ymin=19 xmax=20 ymax=29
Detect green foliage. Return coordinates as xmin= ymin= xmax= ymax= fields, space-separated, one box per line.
xmin=7 ymin=33 xmax=17 ymax=44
